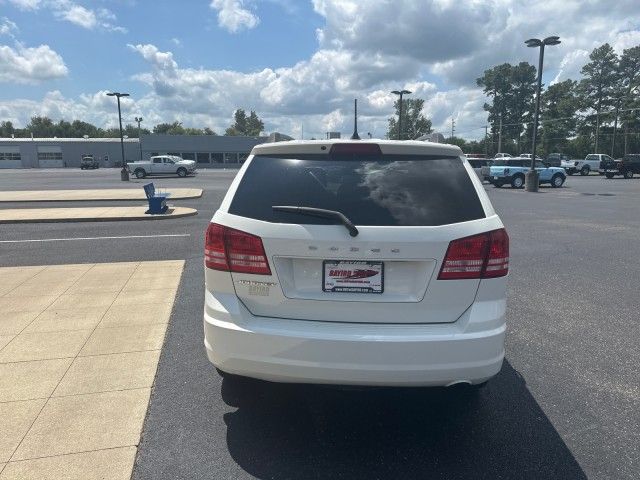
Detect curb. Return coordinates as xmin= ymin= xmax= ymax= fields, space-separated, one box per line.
xmin=0 ymin=189 xmax=203 ymax=203
xmin=0 ymin=208 xmax=198 ymax=224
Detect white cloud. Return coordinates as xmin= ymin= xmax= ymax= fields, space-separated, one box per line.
xmin=0 ymin=17 xmax=19 ymax=38
xmin=0 ymin=43 xmax=68 ymax=83
xmin=210 ymin=0 xmax=259 ymax=33
xmin=56 ymin=3 xmax=96 ymax=29
xmin=3 ymin=0 xmax=640 ymax=141
xmin=6 ymin=0 xmax=41 ymax=10
xmin=6 ymin=0 xmax=126 ymax=32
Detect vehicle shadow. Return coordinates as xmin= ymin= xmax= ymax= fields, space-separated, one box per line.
xmin=222 ymin=361 xmax=586 ymax=479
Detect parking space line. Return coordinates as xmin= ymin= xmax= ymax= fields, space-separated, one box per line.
xmin=0 ymin=235 xmax=190 ymax=244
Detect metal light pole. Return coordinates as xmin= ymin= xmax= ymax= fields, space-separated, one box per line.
xmin=524 ymin=36 xmax=561 ymax=192
xmin=135 ymin=116 xmax=143 ymax=160
xmin=107 ymin=92 xmax=130 ymax=181
xmin=391 ymin=89 xmax=412 ymax=140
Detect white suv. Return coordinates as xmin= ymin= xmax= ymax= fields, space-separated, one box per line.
xmin=204 ymin=140 xmax=508 ymax=388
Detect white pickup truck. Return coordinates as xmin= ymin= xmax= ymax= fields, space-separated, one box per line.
xmin=127 ymin=155 xmax=197 ymax=178
xmin=563 ymin=154 xmax=613 ymax=176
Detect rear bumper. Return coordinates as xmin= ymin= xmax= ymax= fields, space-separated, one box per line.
xmin=203 ymin=290 xmax=506 ymax=387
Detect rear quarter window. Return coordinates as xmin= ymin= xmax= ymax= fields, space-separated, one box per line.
xmin=228 ymin=154 xmax=486 ymax=226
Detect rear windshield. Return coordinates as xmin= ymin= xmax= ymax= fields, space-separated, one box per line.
xmin=228 ymin=154 xmax=485 ymax=226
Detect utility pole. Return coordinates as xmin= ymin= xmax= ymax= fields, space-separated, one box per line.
xmin=107 ymin=92 xmax=130 ymax=181
xmin=524 ymin=35 xmax=561 ymax=192
xmin=391 ymin=89 xmax=412 ymax=140
xmin=484 ymin=125 xmax=489 ymax=157
xmin=135 ymin=116 xmax=143 ymax=160
xmin=450 ymin=118 xmax=455 ymax=140
xmin=611 ymin=97 xmax=622 ymax=157
xmin=498 ymin=115 xmax=503 ymax=153
xmin=624 ymin=125 xmax=628 ymax=155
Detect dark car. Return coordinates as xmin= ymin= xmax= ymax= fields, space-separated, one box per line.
xmin=80 ymin=155 xmax=99 ymax=169
xmin=545 ymin=153 xmax=570 ymax=167
xmin=601 ymin=154 xmax=640 ymax=179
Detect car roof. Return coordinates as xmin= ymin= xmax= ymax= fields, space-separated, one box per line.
xmin=251 ymin=139 xmax=462 ymax=157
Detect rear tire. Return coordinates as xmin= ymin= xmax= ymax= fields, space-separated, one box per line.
xmin=551 ymin=173 xmax=565 ymax=188
xmin=623 ymin=170 xmax=634 ymax=179
xmin=134 ymin=169 xmax=146 ymax=179
xmin=605 ymin=172 xmax=614 ymax=179
xmin=580 ymin=165 xmax=590 ymax=176
xmin=510 ymin=174 xmax=525 ymax=189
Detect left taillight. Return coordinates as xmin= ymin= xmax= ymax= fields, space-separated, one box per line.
xmin=205 ymin=223 xmax=271 ymax=275
xmin=438 ymin=228 xmax=509 ymax=280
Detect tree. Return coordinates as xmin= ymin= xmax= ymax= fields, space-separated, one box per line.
xmin=617 ymin=46 xmax=640 ymax=155
xmin=444 ymin=136 xmax=467 ymax=150
xmin=225 ymin=109 xmax=264 ymax=136
xmin=153 ymin=121 xmax=186 ymax=135
xmin=25 ymin=116 xmax=55 ymax=137
xmin=203 ymin=127 xmax=217 ymax=135
xmin=477 ymin=62 xmax=536 ymax=153
xmin=540 ymin=80 xmax=579 ymax=155
xmin=578 ymin=43 xmax=619 ymax=153
xmin=387 ymin=98 xmax=432 ymax=140
xmin=0 ymin=121 xmax=15 ymax=137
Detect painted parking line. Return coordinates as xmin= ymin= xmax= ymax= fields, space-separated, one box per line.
xmin=0 ymin=234 xmax=190 ymax=244
xmin=0 ymin=261 xmax=184 ymax=479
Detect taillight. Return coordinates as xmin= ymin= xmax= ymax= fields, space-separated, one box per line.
xmin=205 ymin=223 xmax=271 ymax=275
xmin=438 ymin=229 xmax=509 ymax=280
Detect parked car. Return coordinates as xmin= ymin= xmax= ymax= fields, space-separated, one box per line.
xmin=80 ymin=155 xmax=99 ymax=170
xmin=519 ymin=154 xmax=544 ymax=161
xmin=204 ymin=140 xmax=508 ymax=389
xmin=467 ymin=157 xmax=492 ymax=181
xmin=126 ymin=155 xmax=197 ymax=178
xmin=546 ymin=153 xmax=571 ymax=167
xmin=601 ymin=154 xmax=640 ymax=179
xmin=493 ymin=153 xmax=512 ymax=159
xmin=564 ymin=154 xmax=611 ymax=176
xmin=488 ymin=158 xmax=566 ymax=188
xmin=465 ymin=153 xmax=487 ymax=159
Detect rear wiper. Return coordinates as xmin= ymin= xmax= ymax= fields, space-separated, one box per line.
xmin=272 ymin=206 xmax=359 ymax=237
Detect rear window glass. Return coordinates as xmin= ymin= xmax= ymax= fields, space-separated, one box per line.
xmin=228 ymin=154 xmax=486 ymax=226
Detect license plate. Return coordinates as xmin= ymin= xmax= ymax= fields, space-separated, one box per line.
xmin=493 ymin=176 xmax=498 ymax=180
xmin=323 ymin=260 xmax=384 ymax=293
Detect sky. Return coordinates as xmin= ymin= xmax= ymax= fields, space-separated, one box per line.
xmin=1 ymin=0 xmax=639 ymax=140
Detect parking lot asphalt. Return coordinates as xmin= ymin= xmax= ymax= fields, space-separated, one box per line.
xmin=1 ymin=169 xmax=639 ymax=479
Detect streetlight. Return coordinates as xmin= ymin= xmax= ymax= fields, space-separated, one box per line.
xmin=106 ymin=92 xmax=130 ymax=181
xmin=135 ymin=116 xmax=143 ymax=160
xmin=524 ymin=36 xmax=560 ymax=192
xmin=391 ymin=89 xmax=412 ymax=140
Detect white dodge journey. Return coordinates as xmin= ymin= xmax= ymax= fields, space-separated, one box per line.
xmin=204 ymin=140 xmax=508 ymax=388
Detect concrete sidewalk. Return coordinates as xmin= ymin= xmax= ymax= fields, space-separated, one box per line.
xmin=0 ymin=206 xmax=197 ymax=224
xmin=0 ymin=188 xmax=202 ymax=202
xmin=0 ymin=260 xmax=183 ymax=480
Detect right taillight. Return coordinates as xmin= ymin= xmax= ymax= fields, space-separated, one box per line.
xmin=205 ymin=223 xmax=271 ymax=275
xmin=438 ymin=228 xmax=509 ymax=280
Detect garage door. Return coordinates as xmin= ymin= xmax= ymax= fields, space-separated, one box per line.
xmin=37 ymin=146 xmax=64 ymax=168
xmin=0 ymin=147 xmax=22 ymax=168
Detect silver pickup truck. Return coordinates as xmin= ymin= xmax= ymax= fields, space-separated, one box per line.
xmin=127 ymin=155 xmax=197 ymax=178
